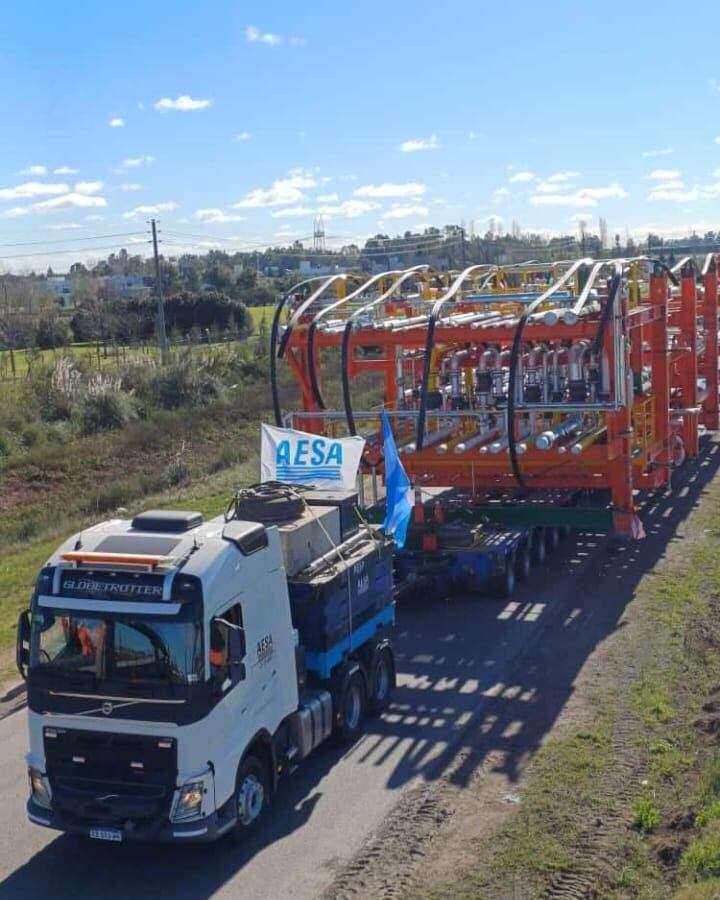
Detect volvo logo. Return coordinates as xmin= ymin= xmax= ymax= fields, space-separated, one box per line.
xmin=101 ymin=702 xmax=114 ymax=716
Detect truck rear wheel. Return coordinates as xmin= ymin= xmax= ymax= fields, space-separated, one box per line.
xmin=489 ymin=556 xmax=515 ymax=598
xmin=368 ymin=647 xmax=395 ymax=715
xmin=335 ymin=671 xmax=367 ymax=744
xmin=228 ymin=755 xmax=269 ymax=842
xmin=515 ymin=542 xmax=532 ymax=582
xmin=532 ymin=528 xmax=547 ymax=564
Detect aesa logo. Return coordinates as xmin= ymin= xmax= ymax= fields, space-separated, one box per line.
xmin=276 ymin=437 xmax=343 ymax=483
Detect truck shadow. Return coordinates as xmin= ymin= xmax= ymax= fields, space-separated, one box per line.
xmin=0 ymin=439 xmax=717 ymax=900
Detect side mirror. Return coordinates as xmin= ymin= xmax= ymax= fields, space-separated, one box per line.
xmin=16 ymin=609 xmax=31 ymax=681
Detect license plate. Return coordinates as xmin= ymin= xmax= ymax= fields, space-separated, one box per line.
xmin=90 ymin=828 xmax=123 ymax=842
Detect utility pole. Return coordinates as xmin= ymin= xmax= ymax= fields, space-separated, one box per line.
xmin=151 ymin=219 xmax=168 ymax=362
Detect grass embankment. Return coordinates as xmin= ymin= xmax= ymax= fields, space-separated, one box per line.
xmin=422 ymin=476 xmax=720 ymax=898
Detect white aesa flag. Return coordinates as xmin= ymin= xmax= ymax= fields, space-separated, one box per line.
xmin=260 ymin=424 xmax=366 ymax=491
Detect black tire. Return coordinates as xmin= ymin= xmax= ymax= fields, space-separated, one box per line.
xmin=489 ymin=557 xmax=516 ymax=598
xmin=547 ymin=527 xmax=561 ymax=553
xmin=334 ymin=670 xmax=367 ymax=744
xmin=515 ymin=542 xmax=532 ymax=582
xmin=532 ymin=529 xmax=547 ymax=565
xmin=368 ymin=647 xmax=395 ymax=715
xmin=227 ymin=755 xmax=269 ymax=842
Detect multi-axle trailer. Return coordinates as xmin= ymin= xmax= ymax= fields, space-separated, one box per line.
xmin=271 ymin=255 xmax=720 ymax=553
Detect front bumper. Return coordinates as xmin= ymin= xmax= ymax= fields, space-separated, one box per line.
xmin=27 ymin=798 xmax=236 ymax=843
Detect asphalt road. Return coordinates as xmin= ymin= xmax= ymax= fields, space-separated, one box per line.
xmin=0 ymin=529 xmax=611 ymax=900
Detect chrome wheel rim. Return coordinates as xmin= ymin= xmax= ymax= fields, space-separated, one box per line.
xmin=237 ymin=774 xmax=264 ymax=826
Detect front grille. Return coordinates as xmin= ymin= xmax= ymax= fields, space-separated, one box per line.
xmin=44 ymin=727 xmax=177 ymax=825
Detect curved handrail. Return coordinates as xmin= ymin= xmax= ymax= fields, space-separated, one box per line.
xmin=415 ymin=264 xmax=497 ymax=450
xmin=306 ymin=270 xmax=404 ymax=409
xmin=270 ymin=275 xmax=339 ymax=426
xmin=340 ymin=265 xmax=432 ymax=435
xmin=505 ymin=258 xmax=594 ymax=486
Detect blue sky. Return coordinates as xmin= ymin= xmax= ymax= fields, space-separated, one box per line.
xmin=1 ymin=0 xmax=719 ymax=271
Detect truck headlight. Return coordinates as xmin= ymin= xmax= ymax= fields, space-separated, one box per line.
xmin=172 ymin=781 xmax=205 ymax=822
xmin=28 ymin=768 xmax=52 ymax=810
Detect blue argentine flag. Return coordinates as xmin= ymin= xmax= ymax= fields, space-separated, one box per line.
xmin=382 ymin=412 xmax=412 ymax=549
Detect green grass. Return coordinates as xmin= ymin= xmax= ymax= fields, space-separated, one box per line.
xmin=248 ymin=304 xmax=275 ymax=328
xmin=633 ymin=794 xmax=660 ymax=833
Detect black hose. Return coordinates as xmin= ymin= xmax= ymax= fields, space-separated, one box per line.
xmin=270 ymin=293 xmax=292 ymax=427
xmin=306 ymin=320 xmax=326 ymax=410
xmin=341 ymin=320 xmax=357 ymax=436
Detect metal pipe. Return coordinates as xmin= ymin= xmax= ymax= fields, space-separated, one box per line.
xmin=535 ymin=414 xmax=583 ymax=450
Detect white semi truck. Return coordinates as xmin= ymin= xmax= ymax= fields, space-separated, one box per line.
xmin=16 ymin=487 xmax=395 ymax=843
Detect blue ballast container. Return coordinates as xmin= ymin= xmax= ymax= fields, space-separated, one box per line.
xmin=288 ymin=537 xmax=393 ymax=653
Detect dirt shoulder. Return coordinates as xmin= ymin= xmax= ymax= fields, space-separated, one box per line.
xmin=323 ymin=439 xmax=720 ymax=900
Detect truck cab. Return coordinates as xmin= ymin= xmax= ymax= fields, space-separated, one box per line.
xmin=18 ymin=501 xmax=395 ymax=843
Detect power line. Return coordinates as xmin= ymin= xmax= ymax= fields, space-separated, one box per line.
xmin=0 ymin=231 xmax=146 ymax=249
xmin=0 ymin=242 xmax=150 ymax=261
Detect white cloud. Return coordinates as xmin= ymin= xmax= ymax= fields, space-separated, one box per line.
xmin=194 ymin=208 xmax=247 ymax=223
xmin=234 ymin=173 xmax=317 ymax=208
xmin=17 ymin=165 xmax=47 ymax=176
xmin=647 ymin=169 xmax=681 ymax=180
xmin=316 ymin=192 xmax=339 ymax=202
xmin=508 ymin=171 xmax=534 ymax=183
xmin=33 ymin=194 xmax=107 ymax=211
xmin=3 ymin=207 xmax=30 ymax=218
xmin=354 ymin=182 xmax=426 ymax=198
xmin=54 ymin=166 xmax=78 ymax=175
xmin=642 ymin=147 xmax=674 ymax=158
xmin=569 ymin=213 xmax=595 ymax=222
xmin=236 ymin=131 xmax=252 ymax=141
xmin=154 ymin=95 xmax=213 ymax=112
xmin=547 ymin=171 xmax=580 ymax=182
xmin=120 ymin=183 xmax=142 ymax=192
xmin=716 ymin=137 xmax=720 ymax=145
xmin=317 ymin=200 xmax=381 ymax=218
xmin=245 ymin=24 xmax=283 ymax=46
xmin=123 ymin=201 xmax=178 ymax=219
xmin=650 ymin=179 xmax=683 ymax=191
xmin=400 ymin=134 xmax=440 ymax=152
xmin=75 ymin=181 xmax=104 ymax=195
xmin=0 ymin=181 xmax=69 ymax=200
xmin=529 ymin=184 xmax=628 ymax=208
xmin=85 ymin=215 xmax=105 ymax=221
xmin=648 ymin=187 xmax=698 ymax=202
xmin=123 ymin=155 xmax=154 ymax=168
xmin=47 ymin=223 xmax=82 ymax=230
xmin=384 ymin=204 xmax=429 ymax=219
xmin=109 ymin=117 xmax=125 ymax=127
xmin=492 ymin=187 xmax=510 ymax=202
xmin=270 ymin=206 xmax=315 ymax=218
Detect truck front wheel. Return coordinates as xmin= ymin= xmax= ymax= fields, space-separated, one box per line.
xmin=229 ymin=755 xmax=269 ymax=841
xmin=335 ymin=671 xmax=367 ymax=744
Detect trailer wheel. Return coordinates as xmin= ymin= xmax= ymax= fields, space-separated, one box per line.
xmin=515 ymin=542 xmax=532 ymax=582
xmin=228 ymin=755 xmax=269 ymax=842
xmin=490 ymin=557 xmax=516 ymax=598
xmin=335 ymin=671 xmax=367 ymax=744
xmin=532 ymin=529 xmax=547 ymax=565
xmin=547 ymin=527 xmax=561 ymax=553
xmin=368 ymin=647 xmax=395 ymax=715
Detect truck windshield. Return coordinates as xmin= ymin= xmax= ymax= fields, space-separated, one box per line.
xmin=30 ymin=607 xmax=204 ymax=685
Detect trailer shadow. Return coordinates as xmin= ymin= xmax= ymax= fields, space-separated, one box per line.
xmin=0 ymin=439 xmax=717 ymax=900
xmin=362 ymin=436 xmax=720 ymax=793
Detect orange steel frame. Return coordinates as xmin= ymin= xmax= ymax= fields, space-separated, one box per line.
xmin=281 ymin=259 xmax=720 ymax=537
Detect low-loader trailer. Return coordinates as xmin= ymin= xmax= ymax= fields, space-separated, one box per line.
xmin=17 ymin=487 xmax=395 ymax=843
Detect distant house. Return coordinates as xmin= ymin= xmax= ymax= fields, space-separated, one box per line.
xmin=299 ymin=260 xmax=341 ymax=276
xmin=98 ymin=274 xmax=153 ymax=299
xmin=43 ymin=275 xmax=75 ymax=309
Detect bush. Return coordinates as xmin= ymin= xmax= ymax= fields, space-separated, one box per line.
xmin=78 ymin=391 xmax=136 ymax=435
xmin=35 ymin=315 xmax=70 ymax=349
xmin=633 ymin=794 xmax=660 ymax=832
xmin=682 ymin=823 xmax=720 ymax=879
xmin=135 ymin=354 xmax=222 ymax=410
